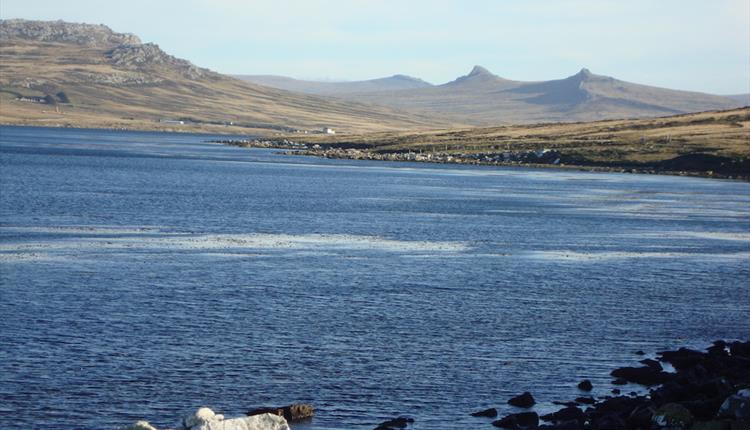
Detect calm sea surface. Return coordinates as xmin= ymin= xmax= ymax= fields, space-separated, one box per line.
xmin=1 ymin=126 xmax=749 ymax=430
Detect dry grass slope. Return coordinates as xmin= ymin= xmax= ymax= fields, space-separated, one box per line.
xmin=0 ymin=21 xmax=456 ymax=134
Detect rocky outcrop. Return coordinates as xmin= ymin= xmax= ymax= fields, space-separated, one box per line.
xmin=107 ymin=43 xmax=217 ymax=80
xmin=0 ymin=19 xmax=141 ymax=47
xmin=1 ymin=19 xmax=218 ymax=82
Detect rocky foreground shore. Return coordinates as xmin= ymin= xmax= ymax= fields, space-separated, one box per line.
xmin=474 ymin=340 xmax=750 ymax=430
xmin=118 ymin=341 xmax=749 ymax=430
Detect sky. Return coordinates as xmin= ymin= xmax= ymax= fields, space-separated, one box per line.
xmin=2 ymin=0 xmax=749 ymax=94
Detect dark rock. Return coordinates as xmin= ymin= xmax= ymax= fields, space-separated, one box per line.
xmin=635 ymin=351 xmax=646 ymax=356
xmin=492 ymin=412 xmax=539 ymax=429
xmin=719 ymin=390 xmax=750 ymax=419
xmin=626 ymin=405 xmax=655 ymax=429
xmin=612 ymin=378 xmax=628 ymax=386
xmin=689 ymin=420 xmax=732 ymax=430
xmin=537 ymin=421 xmax=581 ymax=430
xmin=610 ymin=365 xmax=671 ymax=386
xmin=508 ymin=392 xmax=536 ymax=408
xmin=247 ymin=403 xmax=314 ymax=422
xmin=541 ymin=406 xmax=585 ymax=423
xmin=653 ymin=403 xmax=694 ymax=429
xmin=591 ymin=414 xmax=626 ymax=430
xmin=682 ymin=398 xmax=725 ymax=421
xmin=471 ymin=407 xmax=498 ymax=418
xmin=640 ymin=358 xmax=663 ymax=370
xmin=659 ymin=347 xmax=708 ymax=371
xmin=612 ymin=389 xmax=621 ymax=395
xmin=575 ymin=396 xmax=596 ymax=405
xmin=729 ymin=342 xmax=750 ymax=359
xmin=374 ymin=416 xmax=414 ymax=430
xmin=578 ymin=380 xmax=593 ymax=391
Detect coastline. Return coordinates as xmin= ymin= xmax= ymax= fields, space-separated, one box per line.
xmin=211 ymin=138 xmax=750 ymax=181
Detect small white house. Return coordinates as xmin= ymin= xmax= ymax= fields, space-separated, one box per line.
xmin=322 ymin=127 xmax=336 ymax=135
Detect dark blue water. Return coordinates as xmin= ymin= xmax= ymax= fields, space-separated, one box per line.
xmin=1 ymin=126 xmax=749 ymax=430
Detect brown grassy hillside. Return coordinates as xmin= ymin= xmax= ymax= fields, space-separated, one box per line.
xmin=0 ymin=19 xmax=453 ymax=134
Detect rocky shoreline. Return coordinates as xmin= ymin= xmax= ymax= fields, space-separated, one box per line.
xmin=473 ymin=340 xmax=750 ymax=430
xmin=212 ymin=139 xmax=749 ymax=181
xmin=117 ymin=341 xmax=749 ymax=430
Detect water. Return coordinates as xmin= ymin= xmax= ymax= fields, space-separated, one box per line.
xmin=1 ymin=126 xmax=749 ymax=430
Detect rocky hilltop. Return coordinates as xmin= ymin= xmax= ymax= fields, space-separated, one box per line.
xmin=0 ymin=18 xmax=141 ymax=47
xmin=0 ymin=19 xmax=217 ymax=82
xmin=106 ymin=43 xmax=218 ymax=81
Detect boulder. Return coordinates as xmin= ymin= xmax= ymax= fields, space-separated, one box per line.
xmin=540 ymin=406 xmax=585 ymax=423
xmin=508 ymin=392 xmax=536 ymax=408
xmin=471 ymin=408 xmax=498 ymax=418
xmin=118 ymin=421 xmax=159 ymax=430
xmin=653 ymin=403 xmax=694 ymax=429
xmin=492 ymin=411 xmax=539 ymax=429
xmin=183 ymin=408 xmax=288 ymax=430
xmin=247 ymin=404 xmax=314 ymax=422
xmin=374 ymin=416 xmax=414 ymax=429
xmin=184 ymin=408 xmax=223 ymax=429
xmin=578 ymin=379 xmax=593 ymax=391
xmin=719 ymin=390 xmax=750 ymax=419
xmin=575 ymin=396 xmax=596 ymax=405
xmin=192 ymin=414 xmax=289 ymax=430
xmin=611 ymin=366 xmax=671 ymax=386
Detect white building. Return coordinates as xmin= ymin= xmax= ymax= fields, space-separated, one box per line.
xmin=322 ymin=127 xmax=336 ymax=134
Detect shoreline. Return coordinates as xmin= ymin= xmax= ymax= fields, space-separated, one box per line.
xmin=211 ymin=138 xmax=750 ymax=181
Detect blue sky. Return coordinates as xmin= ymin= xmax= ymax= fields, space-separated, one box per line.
xmin=2 ymin=0 xmax=749 ymax=94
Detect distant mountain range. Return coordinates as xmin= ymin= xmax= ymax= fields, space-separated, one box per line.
xmin=1 ymin=19 xmax=746 ymax=133
xmin=238 ymin=65 xmax=746 ymax=126
xmin=233 ymin=74 xmax=432 ymax=95
xmin=0 ymin=19 xmax=446 ymax=133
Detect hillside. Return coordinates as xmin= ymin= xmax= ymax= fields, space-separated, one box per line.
xmin=337 ymin=66 xmax=742 ymax=126
xmin=234 ymin=74 xmax=433 ymax=95
xmin=276 ymin=107 xmax=750 ymax=178
xmin=0 ymin=19 xmax=449 ymax=134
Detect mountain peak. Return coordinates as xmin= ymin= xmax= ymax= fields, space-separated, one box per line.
xmin=570 ymin=68 xmax=595 ymax=81
xmin=468 ymin=65 xmax=493 ymax=77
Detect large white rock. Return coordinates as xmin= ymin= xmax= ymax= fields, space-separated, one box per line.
xmin=193 ymin=414 xmax=290 ymax=430
xmin=118 ymin=420 xmax=159 ymax=430
xmin=183 ymin=407 xmax=224 ymax=429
